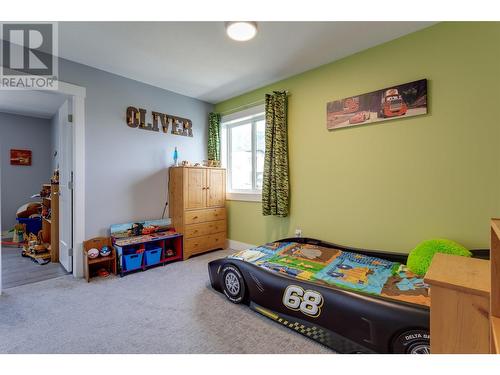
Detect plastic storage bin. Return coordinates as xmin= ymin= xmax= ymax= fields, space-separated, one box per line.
xmin=144 ymin=247 xmax=162 ymax=266
xmin=123 ymin=252 xmax=143 ymax=272
xmin=17 ymin=217 xmax=42 ymax=235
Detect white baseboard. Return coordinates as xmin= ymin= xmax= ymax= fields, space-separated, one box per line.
xmin=227 ymin=239 xmax=256 ymax=251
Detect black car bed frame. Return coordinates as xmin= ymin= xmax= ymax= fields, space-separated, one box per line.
xmin=208 ymin=237 xmax=488 ymax=354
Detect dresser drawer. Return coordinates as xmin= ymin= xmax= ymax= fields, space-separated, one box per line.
xmin=206 ymin=232 xmax=226 ymax=249
xmin=184 ymin=232 xmax=227 ymax=258
xmin=184 ymin=236 xmax=208 ymax=255
xmin=184 ymin=208 xmax=226 ymax=225
xmin=205 ymin=208 xmax=226 ymax=222
xmin=185 ymin=220 xmax=226 ymax=239
xmin=184 ymin=210 xmax=205 ymax=225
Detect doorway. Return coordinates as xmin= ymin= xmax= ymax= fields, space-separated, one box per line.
xmin=0 ymin=82 xmax=85 ymax=292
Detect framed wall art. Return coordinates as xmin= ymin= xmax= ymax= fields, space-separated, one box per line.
xmin=327 ymin=79 xmax=427 ymax=130
xmin=10 ymin=149 xmax=32 ymax=166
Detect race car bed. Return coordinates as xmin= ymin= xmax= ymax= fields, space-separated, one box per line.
xmin=208 ymin=238 xmax=486 ymax=354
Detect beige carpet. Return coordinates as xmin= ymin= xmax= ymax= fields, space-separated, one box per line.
xmin=0 ymin=248 xmax=331 ymax=354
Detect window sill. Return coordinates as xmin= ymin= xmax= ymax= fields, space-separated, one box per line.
xmin=226 ymin=192 xmax=262 ymax=202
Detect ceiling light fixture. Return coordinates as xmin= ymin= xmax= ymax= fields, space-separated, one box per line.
xmin=225 ymin=21 xmax=258 ymax=42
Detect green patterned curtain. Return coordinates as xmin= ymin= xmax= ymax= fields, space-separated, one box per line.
xmin=208 ymin=112 xmax=221 ymax=161
xmin=262 ymin=91 xmax=289 ymax=217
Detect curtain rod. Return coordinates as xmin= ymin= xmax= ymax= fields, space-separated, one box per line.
xmin=219 ymin=90 xmax=290 ymax=116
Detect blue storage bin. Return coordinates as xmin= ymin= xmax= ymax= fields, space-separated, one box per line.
xmin=17 ymin=217 xmax=42 ymax=235
xmin=144 ymin=248 xmax=162 ymax=266
xmin=123 ymin=252 xmax=143 ymax=272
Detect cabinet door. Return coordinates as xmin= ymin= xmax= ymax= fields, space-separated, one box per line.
xmin=206 ymin=169 xmax=225 ymax=207
xmin=185 ymin=168 xmax=206 ymax=209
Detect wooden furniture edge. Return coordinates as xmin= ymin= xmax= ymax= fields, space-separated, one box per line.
xmin=424 ymin=253 xmax=490 ymax=298
xmin=491 ymin=219 xmax=500 ymax=240
xmin=491 ymin=316 xmax=500 ymax=354
xmin=170 ymin=165 xmax=225 ymax=170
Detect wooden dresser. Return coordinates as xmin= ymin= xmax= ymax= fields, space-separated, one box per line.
xmin=169 ymin=166 xmax=226 ymax=260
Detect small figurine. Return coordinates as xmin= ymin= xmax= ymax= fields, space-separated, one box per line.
xmin=13 ymin=224 xmax=25 ymax=243
xmin=51 ymin=169 xmax=59 ymax=184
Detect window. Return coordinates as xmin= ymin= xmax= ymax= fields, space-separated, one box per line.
xmin=221 ymin=105 xmax=265 ymax=201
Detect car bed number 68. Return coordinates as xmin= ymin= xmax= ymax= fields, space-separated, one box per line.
xmin=282 ymin=285 xmax=323 ymax=318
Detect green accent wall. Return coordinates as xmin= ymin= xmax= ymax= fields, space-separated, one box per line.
xmin=215 ymin=22 xmax=500 ymax=252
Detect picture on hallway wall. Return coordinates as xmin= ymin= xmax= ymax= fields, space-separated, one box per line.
xmin=326 ymin=79 xmax=427 ymax=130
xmin=10 ymin=149 xmax=32 ymax=166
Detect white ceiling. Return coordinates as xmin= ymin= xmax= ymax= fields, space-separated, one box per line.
xmin=0 ymin=90 xmax=67 ymax=119
xmin=56 ymin=22 xmax=435 ymax=104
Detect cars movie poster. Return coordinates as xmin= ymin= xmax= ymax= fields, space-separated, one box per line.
xmin=326 ymin=79 xmax=427 ymax=130
xmin=10 ymin=149 xmax=32 ymax=166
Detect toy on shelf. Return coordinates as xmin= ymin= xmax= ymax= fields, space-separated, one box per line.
xmin=50 ymin=169 xmax=59 ymax=184
xmin=40 ymin=184 xmax=51 ymax=198
xmin=111 ymin=218 xmax=183 ymax=277
xmin=87 ymin=248 xmax=99 ymax=259
xmin=100 ymin=246 xmax=111 ymax=257
xmin=97 ymin=268 xmax=110 ymax=278
xmin=204 ymin=160 xmax=221 ymax=167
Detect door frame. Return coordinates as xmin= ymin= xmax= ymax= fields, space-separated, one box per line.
xmin=0 ymin=80 xmax=86 ymax=294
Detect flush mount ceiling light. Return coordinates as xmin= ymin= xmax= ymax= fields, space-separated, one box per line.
xmin=225 ymin=21 xmax=258 ymax=42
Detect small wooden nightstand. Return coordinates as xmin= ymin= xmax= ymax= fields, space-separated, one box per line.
xmin=424 ymin=253 xmax=490 ymax=353
xmin=83 ymin=237 xmax=117 ymax=282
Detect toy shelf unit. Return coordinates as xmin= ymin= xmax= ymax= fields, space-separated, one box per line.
xmin=111 ymin=219 xmax=183 ymax=277
xmin=83 ymin=237 xmax=117 ymax=282
xmin=20 ymin=183 xmax=59 ymax=263
xmin=42 ymin=183 xmax=59 ymax=263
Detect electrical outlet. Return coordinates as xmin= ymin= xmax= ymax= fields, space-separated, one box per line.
xmin=295 ymin=228 xmax=302 ymax=238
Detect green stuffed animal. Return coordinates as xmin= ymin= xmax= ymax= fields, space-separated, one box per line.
xmin=407 ymin=239 xmax=471 ymax=276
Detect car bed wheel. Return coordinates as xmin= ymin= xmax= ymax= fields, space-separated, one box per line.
xmin=221 ymin=265 xmax=246 ymax=304
xmin=391 ymin=330 xmax=430 ymax=354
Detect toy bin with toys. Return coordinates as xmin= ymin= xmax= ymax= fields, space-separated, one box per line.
xmin=111 ymin=219 xmax=183 ymax=277
xmin=122 ymin=245 xmax=145 ymax=272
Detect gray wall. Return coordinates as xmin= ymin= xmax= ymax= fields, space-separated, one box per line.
xmin=57 ymin=59 xmax=213 ymax=238
xmin=0 ymin=112 xmax=52 ymax=230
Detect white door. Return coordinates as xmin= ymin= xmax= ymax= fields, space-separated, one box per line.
xmin=58 ymin=100 xmax=73 ymax=272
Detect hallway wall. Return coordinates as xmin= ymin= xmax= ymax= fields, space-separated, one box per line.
xmin=0 ymin=112 xmax=52 ymax=230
